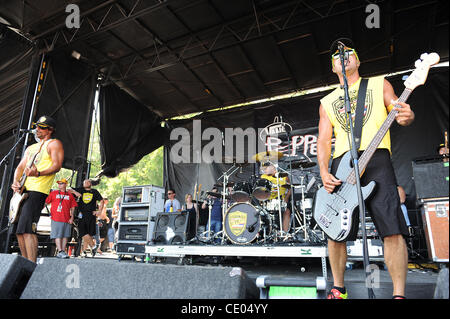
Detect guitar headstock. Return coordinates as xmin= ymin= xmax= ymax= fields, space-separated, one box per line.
xmin=404 ymin=53 xmax=440 ymax=90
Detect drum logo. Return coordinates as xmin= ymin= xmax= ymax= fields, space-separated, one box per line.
xmin=228 ymin=211 xmax=247 ymax=236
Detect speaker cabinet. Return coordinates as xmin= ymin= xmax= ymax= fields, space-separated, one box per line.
xmin=0 ymin=254 xmax=36 ymax=299
xmin=152 ymin=212 xmax=195 ymax=244
xmin=20 ymin=258 xmax=259 ymax=299
xmin=412 ymin=156 xmax=449 ymax=199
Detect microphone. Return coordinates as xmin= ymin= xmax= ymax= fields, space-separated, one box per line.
xmin=15 ymin=128 xmax=36 ymax=134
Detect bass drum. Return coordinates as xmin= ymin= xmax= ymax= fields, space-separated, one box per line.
xmin=224 ymin=203 xmax=261 ymax=244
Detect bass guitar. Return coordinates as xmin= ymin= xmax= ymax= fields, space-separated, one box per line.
xmin=313 ymin=52 xmax=440 ymax=241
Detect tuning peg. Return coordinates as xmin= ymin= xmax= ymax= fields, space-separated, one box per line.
xmin=420 ymin=53 xmax=429 ymax=60
xmin=415 ymin=60 xmax=422 ymax=68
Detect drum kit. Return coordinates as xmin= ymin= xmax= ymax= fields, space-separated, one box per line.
xmin=197 ymin=151 xmax=325 ymax=245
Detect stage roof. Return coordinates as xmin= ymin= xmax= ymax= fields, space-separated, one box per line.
xmin=1 ymin=0 xmax=448 ymax=125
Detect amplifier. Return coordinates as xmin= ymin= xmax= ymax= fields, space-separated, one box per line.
xmin=412 ymin=156 xmax=449 ymax=199
xmin=421 ymin=199 xmax=449 ymax=262
xmin=121 ymin=206 xmax=149 ymax=222
xmin=118 ymin=224 xmax=148 ymax=241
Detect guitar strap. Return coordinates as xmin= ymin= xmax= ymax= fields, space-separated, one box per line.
xmin=353 ymin=78 xmax=368 ymax=152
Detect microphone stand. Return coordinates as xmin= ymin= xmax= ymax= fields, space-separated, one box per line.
xmin=338 ymin=44 xmax=375 ymax=299
xmin=0 ymin=131 xmax=28 ymax=253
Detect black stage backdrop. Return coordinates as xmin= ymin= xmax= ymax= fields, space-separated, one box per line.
xmin=98 ymin=83 xmax=166 ymax=178
xmin=164 ymin=67 xmax=449 ymax=209
xmin=35 ymin=49 xmax=97 ymax=173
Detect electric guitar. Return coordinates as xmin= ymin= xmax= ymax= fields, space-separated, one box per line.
xmin=313 ymin=52 xmax=440 ymax=242
xmin=9 ymin=141 xmax=45 ymax=224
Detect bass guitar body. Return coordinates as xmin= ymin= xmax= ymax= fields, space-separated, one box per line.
xmin=9 ymin=191 xmax=29 ymax=224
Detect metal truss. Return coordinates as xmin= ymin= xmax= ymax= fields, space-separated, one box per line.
xmin=28 ymin=0 xmax=441 ymax=106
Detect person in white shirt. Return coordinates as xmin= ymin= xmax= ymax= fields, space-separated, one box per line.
xmin=164 ymin=188 xmax=181 ymax=212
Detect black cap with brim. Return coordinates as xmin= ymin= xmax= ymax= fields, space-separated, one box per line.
xmin=34 ymin=115 xmax=56 ymax=129
xmin=330 ymin=37 xmax=356 ymax=55
xmin=437 ymin=143 xmax=446 ymax=152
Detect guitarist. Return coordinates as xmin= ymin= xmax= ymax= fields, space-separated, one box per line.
xmin=11 ymin=115 xmax=64 ymax=262
xmin=317 ymin=38 xmax=415 ymax=299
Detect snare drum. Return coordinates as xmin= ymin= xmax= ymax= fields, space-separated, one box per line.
xmin=264 ymin=199 xmax=287 ymax=212
xmin=252 ymin=178 xmax=272 ymax=201
xmin=231 ymin=181 xmax=252 ymax=202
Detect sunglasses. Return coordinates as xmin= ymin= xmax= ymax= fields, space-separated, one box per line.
xmin=36 ymin=124 xmax=50 ymax=130
xmin=167 ymin=192 xmax=174 ymax=195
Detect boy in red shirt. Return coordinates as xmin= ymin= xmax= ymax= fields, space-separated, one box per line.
xmin=45 ymin=178 xmax=77 ymax=258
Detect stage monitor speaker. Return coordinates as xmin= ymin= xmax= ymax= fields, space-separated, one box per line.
xmin=412 ymin=156 xmax=449 ymax=199
xmin=20 ymin=258 xmax=259 ymax=299
xmin=152 ymin=212 xmax=195 ymax=244
xmin=0 ymin=254 xmax=36 ymax=299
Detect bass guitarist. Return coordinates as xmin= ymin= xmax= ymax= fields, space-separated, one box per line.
xmin=10 ymin=116 xmax=64 ymax=262
xmin=317 ymin=38 xmax=414 ymax=299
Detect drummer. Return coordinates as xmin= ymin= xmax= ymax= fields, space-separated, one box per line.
xmin=260 ymin=163 xmax=292 ymax=232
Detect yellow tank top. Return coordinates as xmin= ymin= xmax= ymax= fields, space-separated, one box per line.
xmin=261 ymin=174 xmax=288 ymax=200
xmin=24 ymin=139 xmax=56 ymax=194
xmin=320 ymin=76 xmax=391 ymax=158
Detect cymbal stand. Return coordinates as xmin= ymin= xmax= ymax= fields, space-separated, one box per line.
xmin=217 ymin=163 xmax=239 ymax=244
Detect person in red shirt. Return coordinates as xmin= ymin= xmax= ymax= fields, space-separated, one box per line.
xmin=45 ymin=178 xmax=77 ymax=258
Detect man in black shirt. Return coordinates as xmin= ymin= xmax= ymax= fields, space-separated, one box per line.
xmin=69 ymin=179 xmax=104 ymax=257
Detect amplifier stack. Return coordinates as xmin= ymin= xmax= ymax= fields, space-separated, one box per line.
xmin=116 ymin=185 xmax=165 ymax=260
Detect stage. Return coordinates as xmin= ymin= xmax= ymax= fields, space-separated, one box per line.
xmin=33 ymin=252 xmax=442 ymax=299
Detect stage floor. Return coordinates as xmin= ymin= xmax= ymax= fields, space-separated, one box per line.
xmin=81 ymin=250 xmax=441 ymax=299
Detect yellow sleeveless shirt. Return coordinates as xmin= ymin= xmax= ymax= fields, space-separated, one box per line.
xmin=320 ymin=76 xmax=391 ymax=159
xmin=24 ymin=139 xmax=56 ymax=194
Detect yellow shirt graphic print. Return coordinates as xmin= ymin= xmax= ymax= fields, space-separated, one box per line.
xmin=82 ymin=193 xmax=93 ymax=204
xmin=320 ymin=76 xmax=391 ymax=158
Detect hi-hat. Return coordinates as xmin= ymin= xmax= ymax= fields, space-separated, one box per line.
xmin=206 ymin=191 xmax=231 ymax=199
xmin=252 ymin=151 xmax=284 ymax=162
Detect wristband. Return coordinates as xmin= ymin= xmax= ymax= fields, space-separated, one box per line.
xmin=37 ymin=171 xmax=41 ymax=177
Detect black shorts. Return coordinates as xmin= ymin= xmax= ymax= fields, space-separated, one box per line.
xmin=78 ymin=214 xmax=97 ymax=237
xmin=16 ymin=191 xmax=47 ymax=235
xmin=331 ymin=149 xmax=409 ymax=241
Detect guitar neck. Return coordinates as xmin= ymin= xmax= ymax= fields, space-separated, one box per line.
xmin=347 ymin=88 xmax=412 ymax=184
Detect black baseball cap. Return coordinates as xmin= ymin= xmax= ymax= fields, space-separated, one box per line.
xmin=33 ymin=115 xmax=56 ymax=129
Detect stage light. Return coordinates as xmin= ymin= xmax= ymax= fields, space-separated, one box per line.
xmin=71 ymin=50 xmax=81 ymax=60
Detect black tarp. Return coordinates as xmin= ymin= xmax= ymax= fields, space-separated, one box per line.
xmin=34 ymin=49 xmax=97 ymax=172
xmin=98 ymin=83 xmax=166 ymax=178
xmin=164 ymin=67 xmax=449 ymax=208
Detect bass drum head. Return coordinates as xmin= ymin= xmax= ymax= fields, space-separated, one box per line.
xmin=224 ymin=203 xmax=260 ymax=244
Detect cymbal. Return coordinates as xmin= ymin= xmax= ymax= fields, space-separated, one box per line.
xmin=214 ymin=182 xmax=235 ymax=188
xmin=291 ymin=160 xmax=317 ymax=169
xmin=252 ymin=151 xmax=284 ymax=162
